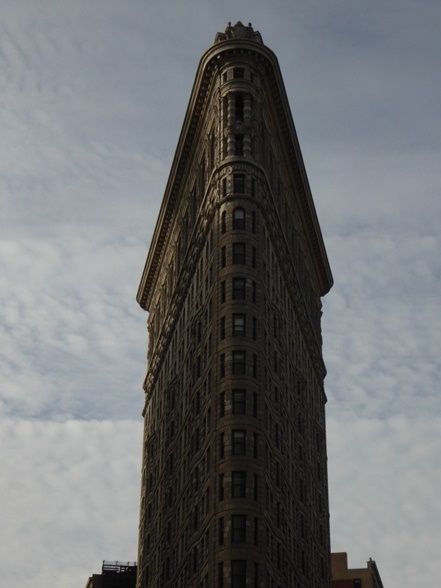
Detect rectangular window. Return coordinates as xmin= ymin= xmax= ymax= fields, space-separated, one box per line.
xmin=218 ymin=562 xmax=224 ymax=588
xmin=232 ymin=243 xmax=246 ymax=264
xmin=193 ymin=506 xmax=198 ymax=531
xmin=233 ymin=174 xmax=245 ymax=194
xmin=235 ymin=95 xmax=244 ymax=122
xmin=252 ymin=281 xmax=257 ymax=303
xmin=232 ymin=560 xmax=247 ymax=588
xmin=233 ymin=277 xmax=246 ymax=300
xmin=220 ymin=353 xmax=225 ymax=378
xmin=253 ymin=474 xmax=258 ymax=500
xmin=232 ymin=351 xmax=246 ymax=375
xmin=252 ymin=317 xmax=257 ymax=340
xmin=219 ymin=432 xmax=225 ymax=458
xmin=253 ymin=354 xmax=257 ymax=377
xmin=221 ymin=280 xmax=226 ymax=303
xmin=252 ymin=246 xmax=256 ymax=268
xmin=252 ymin=210 xmax=256 ymax=233
xmin=232 ymin=430 xmax=246 ymax=455
xmin=234 ymin=68 xmax=244 ymax=79
xmin=219 ymin=392 xmax=225 ymax=417
xmin=254 ymin=517 xmax=259 ymax=545
xmin=220 ymin=316 xmax=226 ymax=339
xmin=232 ymin=515 xmax=246 ymax=543
xmin=253 ymin=432 xmax=258 ymax=457
xmin=206 ymin=446 xmax=210 ymax=472
xmin=232 ymin=389 xmax=246 ymax=414
xmin=221 ymin=210 xmax=226 ymax=233
xmin=232 ymin=471 xmax=246 ymax=498
xmin=253 ymin=392 xmax=257 ymax=417
xmin=233 ymin=207 xmax=245 ymax=230
xmin=221 ymin=246 xmax=226 ymax=267
xmin=219 ymin=474 xmax=224 ymax=500
xmin=218 ymin=517 xmax=224 ymax=544
xmin=235 ymin=134 xmax=244 ymax=156
xmin=232 ymin=314 xmax=246 ymax=336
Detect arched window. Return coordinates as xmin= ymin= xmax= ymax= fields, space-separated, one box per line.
xmin=233 ymin=207 xmax=245 ymax=230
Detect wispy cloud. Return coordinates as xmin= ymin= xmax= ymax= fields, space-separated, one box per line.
xmin=328 ymin=414 xmax=441 ymax=587
xmin=0 ymin=1 xmax=440 ymax=587
xmin=0 ymin=418 xmax=141 ymax=587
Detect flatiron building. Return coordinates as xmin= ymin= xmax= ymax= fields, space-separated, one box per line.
xmin=136 ymin=22 xmax=334 ymax=588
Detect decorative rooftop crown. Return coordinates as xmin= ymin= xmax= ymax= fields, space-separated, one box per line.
xmin=214 ymin=21 xmax=263 ymax=44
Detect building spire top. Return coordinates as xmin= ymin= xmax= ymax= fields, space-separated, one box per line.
xmin=215 ymin=21 xmax=263 ymax=44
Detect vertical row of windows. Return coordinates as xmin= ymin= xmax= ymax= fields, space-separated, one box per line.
xmin=217 ymin=80 xmax=262 ymax=586
xmin=141 ymin=228 xmax=216 ymax=586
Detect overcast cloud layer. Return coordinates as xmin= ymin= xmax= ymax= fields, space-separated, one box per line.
xmin=1 ymin=1 xmax=440 ymax=587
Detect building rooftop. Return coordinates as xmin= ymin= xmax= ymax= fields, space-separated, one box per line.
xmin=214 ymin=21 xmax=263 ymax=44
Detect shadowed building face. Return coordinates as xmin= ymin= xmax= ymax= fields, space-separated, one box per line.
xmin=136 ymin=21 xmax=333 ymax=588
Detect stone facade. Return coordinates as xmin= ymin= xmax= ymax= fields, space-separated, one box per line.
xmin=136 ymin=22 xmax=333 ymax=588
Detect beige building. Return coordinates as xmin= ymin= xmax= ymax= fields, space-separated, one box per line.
xmin=331 ymin=553 xmax=384 ymax=588
xmin=136 ymin=21 xmax=333 ymax=587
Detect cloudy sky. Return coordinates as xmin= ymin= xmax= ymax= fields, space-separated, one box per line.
xmin=1 ymin=1 xmax=440 ymax=586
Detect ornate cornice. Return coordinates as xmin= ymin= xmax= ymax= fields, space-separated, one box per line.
xmin=214 ymin=21 xmax=263 ymax=45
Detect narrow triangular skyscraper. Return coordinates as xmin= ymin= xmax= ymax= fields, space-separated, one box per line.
xmin=136 ymin=22 xmax=333 ymax=588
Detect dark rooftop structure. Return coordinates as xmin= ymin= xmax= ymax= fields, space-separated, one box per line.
xmin=85 ymin=561 xmax=137 ymax=588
